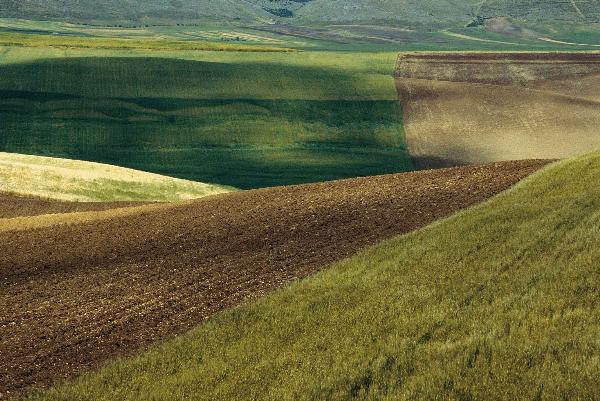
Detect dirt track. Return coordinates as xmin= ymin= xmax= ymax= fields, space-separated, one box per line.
xmin=395 ymin=53 xmax=600 ymax=169
xmin=0 ymin=160 xmax=550 ymax=399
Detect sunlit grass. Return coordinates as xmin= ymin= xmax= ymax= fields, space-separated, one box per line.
xmin=25 ymin=153 xmax=600 ymax=400
xmin=0 ymin=32 xmax=291 ymax=52
xmin=0 ymin=152 xmax=233 ymax=201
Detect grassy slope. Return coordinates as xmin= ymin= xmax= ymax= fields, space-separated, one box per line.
xmin=480 ymin=0 xmax=600 ymax=22
xmin=0 ymin=152 xmax=233 ymax=201
xmin=0 ymin=0 xmax=481 ymax=25
xmin=27 ymin=152 xmax=600 ymax=400
xmin=0 ymin=46 xmax=412 ymax=189
xmin=2 ymin=0 xmax=598 ymax=25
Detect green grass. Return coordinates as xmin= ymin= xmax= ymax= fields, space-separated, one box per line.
xmin=0 ymin=152 xmax=234 ymax=202
xmin=0 ymin=47 xmax=412 ymax=189
xmin=0 ymin=31 xmax=291 ymax=51
xmin=26 ymin=152 xmax=600 ymax=400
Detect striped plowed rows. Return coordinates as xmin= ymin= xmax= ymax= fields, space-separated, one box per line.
xmin=0 ymin=160 xmax=551 ymax=399
xmin=395 ymin=53 xmax=600 ymax=169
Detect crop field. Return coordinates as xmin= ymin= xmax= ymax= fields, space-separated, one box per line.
xmin=17 ymin=153 xmax=600 ymax=400
xmin=395 ymin=52 xmax=600 ymax=168
xmin=2 ymin=10 xmax=600 ymax=400
xmin=0 ymin=152 xmax=232 ymax=201
xmin=0 ymin=159 xmax=549 ymax=399
xmin=0 ymin=45 xmax=414 ymax=189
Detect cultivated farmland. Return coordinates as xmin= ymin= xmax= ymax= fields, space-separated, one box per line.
xmin=23 ymin=152 xmax=600 ymax=401
xmin=1 ymin=9 xmax=599 ymax=401
xmin=0 ymin=48 xmax=412 ymax=189
xmin=0 ymin=160 xmax=548 ymax=399
xmin=0 ymin=152 xmax=233 ymax=202
xmin=395 ymin=52 xmax=600 ymax=168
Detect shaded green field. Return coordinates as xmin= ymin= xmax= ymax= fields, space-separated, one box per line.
xmin=0 ymin=49 xmax=412 ymax=189
xmin=25 ymin=153 xmax=600 ymax=400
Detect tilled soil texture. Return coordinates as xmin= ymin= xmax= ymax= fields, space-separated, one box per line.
xmin=395 ymin=52 xmax=600 ymax=169
xmin=0 ymin=160 xmax=551 ymax=399
xmin=0 ymin=193 xmax=147 ymax=219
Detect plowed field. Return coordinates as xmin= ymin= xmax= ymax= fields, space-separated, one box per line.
xmin=395 ymin=53 xmax=600 ymax=168
xmin=0 ymin=193 xmax=146 ymax=219
xmin=0 ymin=160 xmax=550 ymax=399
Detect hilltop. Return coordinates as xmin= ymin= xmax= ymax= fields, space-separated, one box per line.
xmin=0 ymin=153 xmax=233 ymax=202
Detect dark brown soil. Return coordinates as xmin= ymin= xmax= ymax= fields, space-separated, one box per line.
xmin=397 ymin=52 xmax=600 ymax=62
xmin=0 ymin=160 xmax=551 ymax=399
xmin=0 ymin=193 xmax=147 ymax=219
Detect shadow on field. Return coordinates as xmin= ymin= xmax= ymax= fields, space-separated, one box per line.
xmin=0 ymin=56 xmax=370 ymax=100
xmin=0 ymin=57 xmax=412 ymax=188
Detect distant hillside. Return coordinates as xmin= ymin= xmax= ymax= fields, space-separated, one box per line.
xmin=479 ymin=0 xmax=600 ymax=23
xmin=1 ymin=0 xmax=598 ymax=25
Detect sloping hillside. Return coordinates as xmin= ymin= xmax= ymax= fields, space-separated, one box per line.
xmin=0 ymin=160 xmax=548 ymax=399
xmin=0 ymin=152 xmax=233 ymax=202
xmin=3 ymin=0 xmax=598 ymax=25
xmin=479 ymin=0 xmax=600 ymax=23
xmin=22 ymin=152 xmax=600 ymax=401
xmin=395 ymin=53 xmax=600 ymax=168
xmin=0 ymin=0 xmax=266 ymax=22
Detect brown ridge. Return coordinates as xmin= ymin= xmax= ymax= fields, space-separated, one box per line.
xmin=0 ymin=160 xmax=551 ymax=399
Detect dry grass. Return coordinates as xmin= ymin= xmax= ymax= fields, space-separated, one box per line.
xmin=0 ymin=153 xmax=233 ymax=202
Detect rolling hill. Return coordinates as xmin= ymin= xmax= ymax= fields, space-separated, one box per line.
xmin=0 ymin=152 xmax=233 ymax=202
xmin=19 ymin=151 xmax=600 ymax=401
xmin=1 ymin=0 xmax=598 ymax=25
xmin=396 ymin=52 xmax=600 ymax=168
xmin=0 ymin=50 xmax=413 ymax=189
xmin=0 ymin=159 xmax=549 ymax=399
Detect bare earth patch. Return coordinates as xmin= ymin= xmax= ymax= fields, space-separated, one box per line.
xmin=0 ymin=160 xmax=550 ymax=399
xmin=395 ymin=52 xmax=600 ymax=168
xmin=0 ymin=193 xmax=148 ymax=219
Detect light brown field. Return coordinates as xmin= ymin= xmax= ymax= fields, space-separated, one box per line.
xmin=395 ymin=53 xmax=600 ymax=168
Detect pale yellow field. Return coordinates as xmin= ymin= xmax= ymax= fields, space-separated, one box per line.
xmin=0 ymin=152 xmax=234 ymax=202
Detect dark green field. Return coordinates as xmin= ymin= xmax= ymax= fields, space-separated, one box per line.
xmin=0 ymin=51 xmax=411 ymax=189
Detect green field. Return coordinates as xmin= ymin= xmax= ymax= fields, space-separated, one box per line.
xmin=1 ymin=17 xmax=596 ymax=190
xmin=0 ymin=43 xmax=415 ymax=189
xmin=25 ymin=152 xmax=600 ymax=400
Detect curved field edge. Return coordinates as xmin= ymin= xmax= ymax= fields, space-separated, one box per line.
xmin=0 ymin=203 xmax=173 ymax=232
xmin=2 ymin=160 xmax=547 ymax=399
xmin=25 ymin=153 xmax=600 ymax=400
xmin=0 ymin=152 xmax=234 ymax=202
